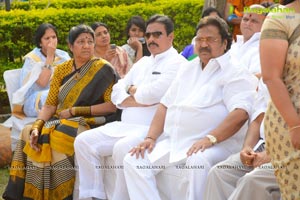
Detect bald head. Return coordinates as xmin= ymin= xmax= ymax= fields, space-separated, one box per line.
xmin=241 ymin=4 xmax=267 ymax=42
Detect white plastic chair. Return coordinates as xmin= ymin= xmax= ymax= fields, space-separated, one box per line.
xmin=3 ymin=69 xmax=36 ymax=150
xmin=3 ymin=69 xmax=21 ymax=110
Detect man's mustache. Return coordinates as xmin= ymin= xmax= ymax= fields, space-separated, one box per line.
xmin=148 ymin=42 xmax=159 ymax=47
xmin=198 ymin=47 xmax=211 ymax=53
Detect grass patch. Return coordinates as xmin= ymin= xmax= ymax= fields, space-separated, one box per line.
xmin=0 ymin=167 xmax=9 ymax=199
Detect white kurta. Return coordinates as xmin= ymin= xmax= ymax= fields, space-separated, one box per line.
xmin=229 ymin=32 xmax=261 ymax=75
xmin=121 ymin=43 xmax=135 ymax=65
xmin=149 ymin=52 xmax=258 ymax=163
xmin=14 ymin=47 xmax=70 ymax=117
xmin=104 ymin=47 xmax=187 ymax=134
xmin=124 ymin=52 xmax=258 ymax=200
xmin=74 ymin=47 xmax=187 ymax=200
xmin=251 ymin=79 xmax=270 ymax=141
xmin=204 ymin=80 xmax=277 ymax=200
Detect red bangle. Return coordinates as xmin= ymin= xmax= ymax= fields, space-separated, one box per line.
xmin=69 ymin=108 xmax=74 ymax=117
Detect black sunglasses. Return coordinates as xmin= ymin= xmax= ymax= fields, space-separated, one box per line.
xmin=145 ymin=31 xmax=163 ymax=39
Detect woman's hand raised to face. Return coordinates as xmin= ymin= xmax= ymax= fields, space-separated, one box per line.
xmin=46 ymin=39 xmax=57 ymax=59
xmin=128 ymin=37 xmax=143 ymax=51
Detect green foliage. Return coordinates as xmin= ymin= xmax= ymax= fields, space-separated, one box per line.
xmin=0 ymin=0 xmax=204 ymax=85
xmin=2 ymin=0 xmax=156 ymax=10
xmin=0 ymin=61 xmax=22 ymax=88
xmin=0 ymin=165 xmax=9 ymax=173
xmin=0 ymin=167 xmax=9 ymax=196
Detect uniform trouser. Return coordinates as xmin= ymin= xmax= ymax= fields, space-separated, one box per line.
xmin=123 ymin=143 xmax=234 ymax=200
xmin=204 ymin=153 xmax=280 ymax=200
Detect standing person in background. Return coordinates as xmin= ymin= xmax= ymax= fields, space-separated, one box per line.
xmin=224 ymin=0 xmax=274 ymax=41
xmin=2 ymin=24 xmax=118 ymax=200
xmin=122 ymin=16 xmax=150 ymax=65
xmin=229 ymin=3 xmax=272 ymax=79
xmin=260 ymin=0 xmax=300 ymax=199
xmin=202 ymin=0 xmax=227 ymax=17
xmin=12 ymin=23 xmax=70 ymax=118
xmin=92 ymin=22 xmax=131 ymax=78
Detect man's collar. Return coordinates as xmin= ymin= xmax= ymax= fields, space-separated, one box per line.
xmin=237 ymin=32 xmax=261 ymax=44
xmin=150 ymin=46 xmax=175 ymax=61
xmin=214 ymin=52 xmax=230 ymax=70
xmin=200 ymin=52 xmax=230 ymax=70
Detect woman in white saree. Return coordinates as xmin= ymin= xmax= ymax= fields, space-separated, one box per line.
xmin=13 ymin=23 xmax=70 ymax=118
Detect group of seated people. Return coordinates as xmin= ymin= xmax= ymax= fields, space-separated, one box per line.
xmin=2 ymin=2 xmax=291 ymax=199
xmin=11 ymin=15 xmax=150 ymax=122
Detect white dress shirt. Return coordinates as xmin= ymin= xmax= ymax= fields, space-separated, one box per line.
xmin=101 ymin=47 xmax=187 ymax=136
xmin=148 ymin=52 xmax=258 ymax=163
xmin=229 ymin=32 xmax=261 ymax=75
xmin=251 ymin=79 xmax=270 ymax=141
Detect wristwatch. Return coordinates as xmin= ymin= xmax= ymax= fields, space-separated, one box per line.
xmin=206 ymin=134 xmax=217 ymax=145
xmin=43 ymin=64 xmax=53 ymax=70
xmin=126 ymin=85 xmax=133 ymax=94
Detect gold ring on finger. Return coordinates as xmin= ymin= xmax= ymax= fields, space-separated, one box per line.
xmin=140 ymin=146 xmax=145 ymax=150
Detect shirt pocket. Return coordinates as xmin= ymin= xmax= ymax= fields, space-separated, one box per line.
xmin=149 ymin=71 xmax=162 ymax=82
xmin=191 ymin=84 xmax=223 ymax=108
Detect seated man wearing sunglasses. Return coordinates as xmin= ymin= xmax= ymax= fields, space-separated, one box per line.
xmin=74 ymin=14 xmax=187 ymax=200
xmin=123 ymin=16 xmax=257 ymax=200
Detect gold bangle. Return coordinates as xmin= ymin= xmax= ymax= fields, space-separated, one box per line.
xmin=74 ymin=106 xmax=91 ymax=116
xmin=289 ymin=125 xmax=300 ymax=132
xmin=30 ymin=119 xmax=45 ymax=135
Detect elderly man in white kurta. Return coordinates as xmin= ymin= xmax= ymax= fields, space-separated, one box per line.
xmin=74 ymin=15 xmax=187 ymax=200
xmin=123 ymin=16 xmax=257 ymax=200
xmin=204 ymin=79 xmax=280 ymax=200
xmin=229 ymin=4 xmax=267 ymax=78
